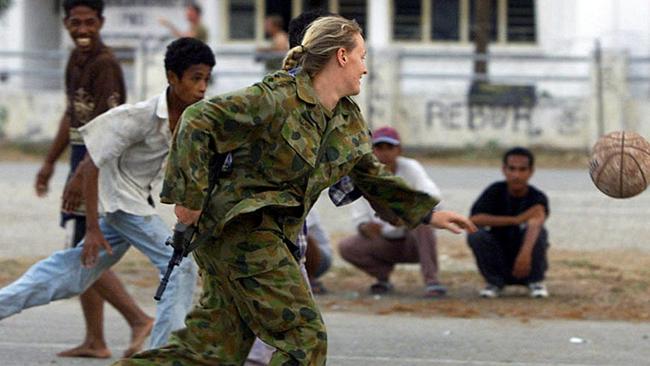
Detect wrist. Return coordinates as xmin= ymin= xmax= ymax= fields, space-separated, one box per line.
xmin=86 ymin=220 xmax=100 ymax=232
xmin=511 ymin=216 xmax=521 ymax=225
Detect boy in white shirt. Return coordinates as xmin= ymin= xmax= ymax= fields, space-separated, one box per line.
xmin=339 ymin=127 xmax=446 ymax=298
xmin=0 ymin=38 xmax=215 ymax=350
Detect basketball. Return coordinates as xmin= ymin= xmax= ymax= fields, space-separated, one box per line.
xmin=589 ymin=131 xmax=650 ymax=198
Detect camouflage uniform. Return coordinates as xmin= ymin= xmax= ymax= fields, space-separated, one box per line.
xmin=115 ymin=70 xmax=438 ymax=366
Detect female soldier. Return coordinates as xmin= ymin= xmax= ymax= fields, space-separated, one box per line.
xmin=117 ymin=16 xmax=476 ymax=366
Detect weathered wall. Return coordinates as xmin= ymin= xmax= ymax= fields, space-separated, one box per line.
xmin=0 ymin=47 xmax=644 ymax=151
xmin=393 ymin=95 xmax=592 ymax=150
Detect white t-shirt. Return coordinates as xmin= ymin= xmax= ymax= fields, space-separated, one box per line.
xmin=80 ymin=90 xmax=172 ymax=216
xmin=351 ymin=156 xmax=441 ymax=239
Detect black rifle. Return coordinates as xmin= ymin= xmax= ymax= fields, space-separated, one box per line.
xmin=154 ymin=152 xmax=230 ymax=301
xmin=154 ymin=222 xmax=195 ymax=301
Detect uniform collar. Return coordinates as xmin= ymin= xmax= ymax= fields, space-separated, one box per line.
xmin=295 ymin=70 xmax=319 ymax=106
xmin=295 ymin=70 xmax=352 ymax=118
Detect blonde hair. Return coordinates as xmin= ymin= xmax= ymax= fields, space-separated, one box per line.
xmin=282 ymin=16 xmax=362 ymax=76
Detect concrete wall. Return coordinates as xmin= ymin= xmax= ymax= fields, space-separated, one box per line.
xmin=393 ymin=95 xmax=592 ymax=150
xmin=0 ymin=47 xmax=642 ymax=151
xmin=1 ymin=0 xmax=650 ymax=148
xmin=0 ymin=0 xmax=24 ymax=89
xmin=0 ymin=89 xmax=64 ymax=141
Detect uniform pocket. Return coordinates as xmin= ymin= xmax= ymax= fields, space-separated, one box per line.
xmin=314 ymin=128 xmax=371 ymax=188
xmin=227 ymin=230 xmax=314 ymax=334
xmin=227 ymin=230 xmax=289 ymax=280
xmin=279 ymin=110 xmax=321 ymax=168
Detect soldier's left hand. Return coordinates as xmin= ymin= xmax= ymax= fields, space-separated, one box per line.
xmin=430 ymin=210 xmax=477 ymax=234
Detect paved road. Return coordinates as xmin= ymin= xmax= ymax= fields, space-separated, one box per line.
xmin=2 ymin=161 xmax=650 ymax=258
xmin=1 ymin=300 xmax=649 ymax=366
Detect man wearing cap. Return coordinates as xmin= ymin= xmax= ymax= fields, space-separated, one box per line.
xmin=339 ymin=126 xmax=446 ymax=298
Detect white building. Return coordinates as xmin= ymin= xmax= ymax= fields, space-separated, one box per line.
xmin=1 ymin=0 xmax=649 ymax=148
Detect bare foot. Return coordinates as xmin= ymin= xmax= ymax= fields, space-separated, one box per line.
xmin=122 ymin=316 xmax=155 ymax=357
xmin=57 ymin=342 xmax=112 ymax=358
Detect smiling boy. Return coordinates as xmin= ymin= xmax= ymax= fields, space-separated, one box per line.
xmin=32 ymin=0 xmax=153 ymax=358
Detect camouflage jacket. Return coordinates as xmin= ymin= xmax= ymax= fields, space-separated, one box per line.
xmin=161 ymin=70 xmax=439 ymax=246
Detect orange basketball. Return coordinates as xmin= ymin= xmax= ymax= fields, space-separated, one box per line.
xmin=589 ymin=131 xmax=650 ymax=198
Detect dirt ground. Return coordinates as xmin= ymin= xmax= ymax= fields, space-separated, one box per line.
xmin=2 ymin=143 xmax=643 ymax=322
xmin=2 ymin=237 xmax=648 ymax=323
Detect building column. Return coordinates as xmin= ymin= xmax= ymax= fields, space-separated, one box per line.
xmin=22 ymin=0 xmax=62 ymax=89
xmin=367 ymin=0 xmax=389 ymax=47
xmin=202 ymin=0 xmax=224 ymax=48
xmin=364 ymin=0 xmax=398 ymax=130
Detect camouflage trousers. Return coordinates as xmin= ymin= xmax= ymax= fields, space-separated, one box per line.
xmin=112 ymin=214 xmax=328 ymax=366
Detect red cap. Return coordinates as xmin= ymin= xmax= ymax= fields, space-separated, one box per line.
xmin=372 ymin=126 xmax=401 ymax=146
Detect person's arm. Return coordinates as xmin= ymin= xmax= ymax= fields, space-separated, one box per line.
xmin=512 ymin=215 xmax=545 ymax=279
xmin=37 ymin=57 xmax=76 ymax=197
xmin=356 ymin=212 xmax=384 ymax=239
xmin=161 ymin=84 xmax=277 ymax=223
xmin=348 ymin=199 xmax=382 ymax=239
xmin=513 ymin=192 xmax=549 ymax=278
xmin=35 ymin=113 xmax=70 ymax=197
xmin=349 ymin=152 xmax=475 ymax=235
xmin=159 ymin=18 xmax=184 ymax=38
xmin=61 ymin=162 xmax=85 ymax=213
xmin=75 ymin=105 xmax=149 ymax=266
xmin=470 ymin=204 xmax=545 ymax=228
xmin=79 ymin=155 xmax=112 ymax=268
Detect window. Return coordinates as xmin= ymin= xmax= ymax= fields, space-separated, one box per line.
xmin=431 ymin=0 xmax=460 ymax=41
xmin=226 ymin=0 xmax=368 ymax=42
xmin=507 ymin=0 xmax=535 ymax=42
xmin=229 ymin=0 xmax=256 ymax=40
xmin=300 ymin=0 xmax=367 ymax=31
xmin=338 ymin=0 xmax=367 ymax=34
xmin=392 ymin=0 xmax=536 ymax=44
xmin=393 ymin=0 xmax=422 ymax=41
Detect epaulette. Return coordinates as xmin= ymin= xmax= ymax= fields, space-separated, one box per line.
xmin=262 ymin=71 xmax=294 ymax=90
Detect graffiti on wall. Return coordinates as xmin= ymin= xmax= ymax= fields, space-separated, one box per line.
xmin=423 ymin=97 xmax=586 ymax=138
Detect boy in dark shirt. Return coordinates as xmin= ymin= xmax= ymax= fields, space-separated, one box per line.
xmin=467 ymin=147 xmax=550 ymax=298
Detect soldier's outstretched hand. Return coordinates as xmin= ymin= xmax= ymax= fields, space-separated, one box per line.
xmin=430 ymin=210 xmax=477 ymax=234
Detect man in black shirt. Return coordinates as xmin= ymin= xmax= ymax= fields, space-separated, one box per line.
xmin=467 ymin=147 xmax=550 ymax=298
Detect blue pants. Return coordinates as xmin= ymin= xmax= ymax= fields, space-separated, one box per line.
xmin=0 ymin=210 xmax=197 ymax=348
